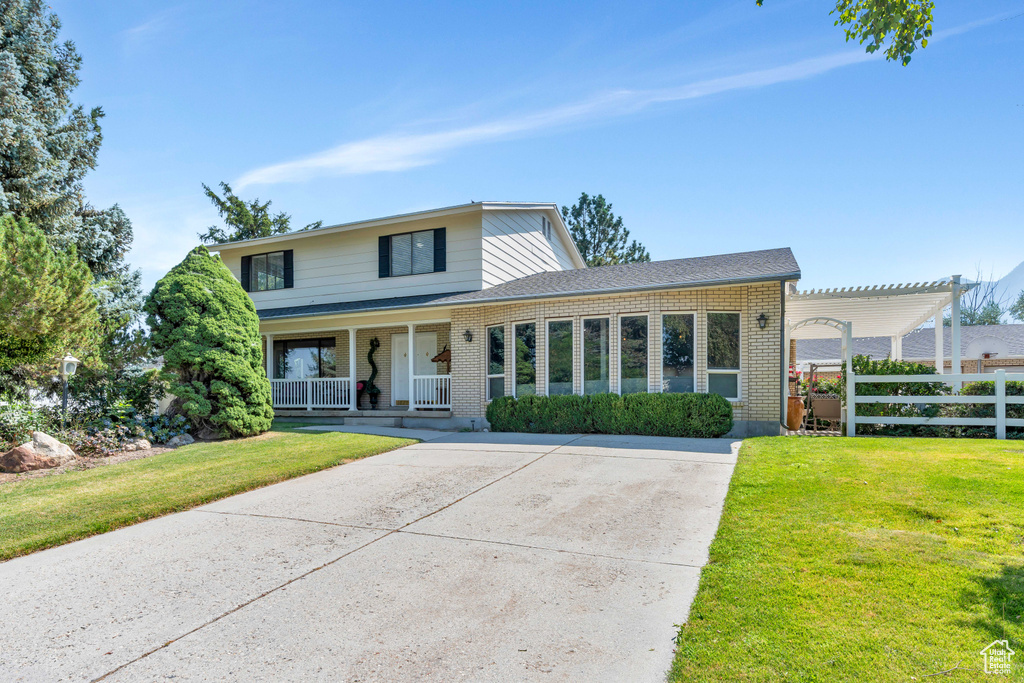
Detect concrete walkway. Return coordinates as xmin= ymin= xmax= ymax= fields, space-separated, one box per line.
xmin=0 ymin=432 xmax=739 ymax=682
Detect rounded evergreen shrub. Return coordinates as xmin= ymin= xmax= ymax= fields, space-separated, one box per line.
xmin=485 ymin=392 xmax=733 ymax=438
xmin=144 ymin=246 xmax=273 ymax=438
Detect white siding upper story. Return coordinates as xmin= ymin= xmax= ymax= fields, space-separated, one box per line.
xmin=214 ymin=202 xmax=585 ymax=311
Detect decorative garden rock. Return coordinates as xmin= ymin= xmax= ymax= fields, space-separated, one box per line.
xmin=25 ymin=432 xmax=77 ymax=465
xmin=165 ymin=434 xmax=195 ymax=448
xmin=0 ymin=445 xmax=59 ymax=473
xmin=122 ymin=438 xmax=153 ymax=452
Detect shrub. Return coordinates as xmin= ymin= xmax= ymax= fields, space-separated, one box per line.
xmin=0 ymin=401 xmax=51 ymax=449
xmin=951 ymin=380 xmax=1024 ymax=440
xmin=843 ymin=356 xmax=949 ymax=437
xmin=145 ymin=246 xmax=273 ymax=439
xmin=486 ymin=392 xmax=733 ymax=438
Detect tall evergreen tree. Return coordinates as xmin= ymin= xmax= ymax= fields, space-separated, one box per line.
xmin=198 ymin=182 xmax=322 ymax=244
xmin=0 ymin=0 xmax=145 ymax=371
xmin=561 ymin=193 xmax=650 ymax=267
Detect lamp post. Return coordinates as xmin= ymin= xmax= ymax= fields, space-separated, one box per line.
xmin=59 ymin=355 xmax=80 ymax=429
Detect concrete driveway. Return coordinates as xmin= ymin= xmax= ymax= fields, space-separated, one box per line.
xmin=0 ymin=430 xmax=738 ymax=682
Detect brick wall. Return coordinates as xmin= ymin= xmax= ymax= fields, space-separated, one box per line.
xmin=451 ymin=282 xmax=784 ymax=423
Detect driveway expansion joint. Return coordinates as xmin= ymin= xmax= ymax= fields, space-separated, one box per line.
xmin=91 ymin=436 xmax=579 ymax=682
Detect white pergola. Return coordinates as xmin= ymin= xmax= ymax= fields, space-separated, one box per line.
xmin=784 ymin=276 xmax=978 ymax=419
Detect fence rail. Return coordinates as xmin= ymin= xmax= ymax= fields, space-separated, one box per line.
xmin=412 ymin=375 xmax=451 ymax=409
xmin=848 ymin=369 xmax=1024 ymax=439
xmin=271 ymin=377 xmax=353 ymax=410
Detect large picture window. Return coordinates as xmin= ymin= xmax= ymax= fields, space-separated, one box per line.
xmin=379 ymin=228 xmax=446 ymax=277
xmin=514 ymin=322 xmax=536 ymax=396
xmin=662 ymin=314 xmax=695 ymax=393
xmin=487 ymin=325 xmax=505 ymax=400
xmin=273 ymin=338 xmax=337 ymax=379
xmin=619 ymin=315 xmax=648 ymax=394
xmin=582 ymin=318 xmax=610 ymax=395
xmin=547 ymin=320 xmax=573 ymax=396
xmin=707 ymin=312 xmax=741 ymax=399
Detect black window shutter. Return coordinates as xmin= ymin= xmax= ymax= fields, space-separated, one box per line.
xmin=240 ymin=256 xmax=252 ymax=292
xmin=378 ymin=235 xmax=390 ymax=278
xmin=283 ymin=250 xmax=294 ymax=288
xmin=433 ymin=227 xmax=446 ymax=272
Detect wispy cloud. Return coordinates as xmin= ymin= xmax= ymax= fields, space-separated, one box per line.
xmin=235 ymin=10 xmax=1010 ymax=189
xmin=236 ymin=49 xmax=875 ymax=189
xmin=122 ymin=7 xmax=180 ymax=50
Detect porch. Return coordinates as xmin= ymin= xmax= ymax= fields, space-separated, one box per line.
xmin=262 ymin=321 xmax=453 ymax=413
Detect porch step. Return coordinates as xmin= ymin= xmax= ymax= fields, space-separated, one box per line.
xmin=345 ymin=417 xmax=402 ymax=427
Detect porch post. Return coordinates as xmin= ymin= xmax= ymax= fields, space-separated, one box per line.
xmin=891 ymin=334 xmax=902 ymax=361
xmin=265 ymin=334 xmax=274 ymax=379
xmin=951 ymin=275 xmax=962 ymax=391
xmin=408 ymin=323 xmax=416 ymax=411
xmin=348 ymin=328 xmax=357 ymax=411
xmin=934 ymin=315 xmax=943 ymax=375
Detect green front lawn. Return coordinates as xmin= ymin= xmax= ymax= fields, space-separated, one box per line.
xmin=0 ymin=424 xmax=413 ymax=561
xmin=671 ymin=437 xmax=1024 ymax=682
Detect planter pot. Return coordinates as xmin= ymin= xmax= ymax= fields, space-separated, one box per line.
xmin=786 ymin=396 xmax=805 ymax=431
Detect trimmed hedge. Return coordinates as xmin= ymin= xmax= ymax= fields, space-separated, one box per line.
xmin=485 ymin=392 xmax=734 ymax=438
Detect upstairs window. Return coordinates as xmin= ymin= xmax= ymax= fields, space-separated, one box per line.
xmin=379 ymin=228 xmax=446 ymax=278
xmin=540 ymin=216 xmax=552 ymax=240
xmin=241 ymin=250 xmax=293 ymax=292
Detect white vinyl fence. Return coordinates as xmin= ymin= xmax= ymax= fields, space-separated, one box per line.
xmin=847 ymin=369 xmax=1024 ymax=439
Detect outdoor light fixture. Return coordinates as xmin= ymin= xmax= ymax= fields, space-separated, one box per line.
xmin=59 ymin=355 xmax=80 ymax=429
xmin=463 ymin=329 xmax=473 ymax=342
xmin=757 ymin=313 xmax=768 ymax=330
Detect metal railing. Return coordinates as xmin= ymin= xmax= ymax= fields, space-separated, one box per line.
xmin=271 ymin=377 xmax=353 ymax=410
xmin=412 ymin=375 xmax=451 ymax=409
xmin=848 ymin=370 xmax=1024 ymax=439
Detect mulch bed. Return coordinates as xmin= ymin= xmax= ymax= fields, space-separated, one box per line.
xmin=0 ymin=445 xmax=174 ymax=486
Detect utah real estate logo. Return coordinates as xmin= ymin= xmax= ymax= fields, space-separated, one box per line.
xmin=981 ymin=640 xmax=1015 ymax=675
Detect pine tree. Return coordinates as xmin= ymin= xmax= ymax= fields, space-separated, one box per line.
xmin=561 ymin=193 xmax=650 ymax=267
xmin=145 ymin=246 xmax=273 ymax=438
xmin=0 ymin=216 xmax=97 ymax=370
xmin=0 ymin=0 xmax=144 ymax=370
xmin=198 ymin=182 xmax=322 ymax=244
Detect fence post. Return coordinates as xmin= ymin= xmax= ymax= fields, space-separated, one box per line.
xmin=996 ymin=369 xmax=1006 ymax=440
xmin=846 ymin=372 xmax=856 ymax=437
xmin=306 ymin=378 xmax=312 ymax=412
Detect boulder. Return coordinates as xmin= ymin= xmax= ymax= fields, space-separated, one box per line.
xmin=0 ymin=445 xmax=59 ymax=473
xmin=166 ymin=434 xmax=195 ymax=448
xmin=25 ymin=432 xmax=77 ymax=466
xmin=196 ymin=426 xmax=223 ymax=441
xmin=132 ymin=438 xmax=153 ymax=451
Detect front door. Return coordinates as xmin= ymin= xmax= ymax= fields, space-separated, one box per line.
xmin=391 ymin=332 xmax=437 ymax=405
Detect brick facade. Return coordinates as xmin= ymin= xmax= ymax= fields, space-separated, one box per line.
xmin=451 ymin=282 xmax=783 ymax=425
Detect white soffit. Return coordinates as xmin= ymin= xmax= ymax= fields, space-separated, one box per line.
xmin=786 ymin=278 xmax=978 ymax=340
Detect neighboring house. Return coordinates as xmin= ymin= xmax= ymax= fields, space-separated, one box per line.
xmin=795 ymin=324 xmax=1024 ymax=374
xmin=213 ymin=201 xmax=801 ymax=436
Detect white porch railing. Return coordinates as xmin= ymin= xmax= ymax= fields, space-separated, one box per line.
xmin=271 ymin=377 xmax=353 ymax=410
xmin=412 ymin=375 xmax=451 ymax=409
xmin=848 ymin=370 xmax=1024 ymax=439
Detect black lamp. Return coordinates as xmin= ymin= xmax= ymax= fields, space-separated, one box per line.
xmin=463 ymin=329 xmax=473 ymax=342
xmin=757 ymin=313 xmax=768 ymax=330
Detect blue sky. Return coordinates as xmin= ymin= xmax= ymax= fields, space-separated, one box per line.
xmin=54 ymin=0 xmax=1024 ymax=293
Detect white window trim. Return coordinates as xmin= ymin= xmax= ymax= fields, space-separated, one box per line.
xmin=485 ymin=324 xmax=506 ymax=402
xmin=545 ymin=318 xmax=574 ymax=397
xmin=511 ymin=320 xmax=538 ymax=398
xmin=617 ymin=313 xmax=651 ymax=396
xmin=581 ymin=316 xmax=612 ymax=396
xmin=661 ymin=311 xmax=697 ymax=395
xmin=706 ymin=310 xmax=742 ymax=402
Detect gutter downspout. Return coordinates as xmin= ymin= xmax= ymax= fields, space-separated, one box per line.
xmin=780 ymin=279 xmax=788 ymax=431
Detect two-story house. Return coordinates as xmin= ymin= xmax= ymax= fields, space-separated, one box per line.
xmin=213 ymin=201 xmax=801 ymax=436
